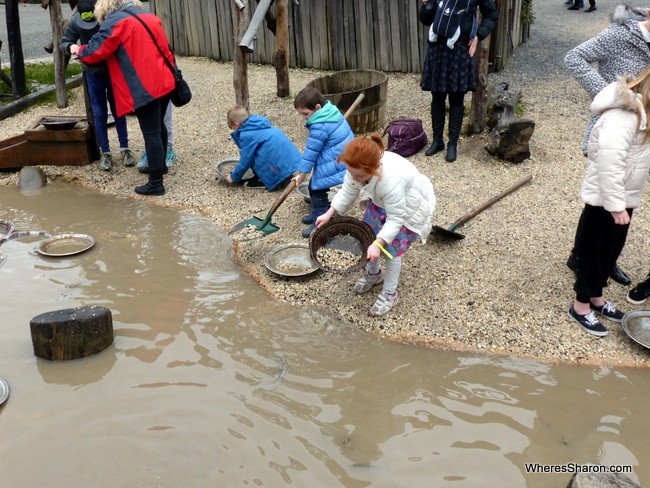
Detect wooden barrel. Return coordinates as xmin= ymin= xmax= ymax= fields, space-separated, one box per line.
xmin=307 ymin=70 xmax=388 ymax=134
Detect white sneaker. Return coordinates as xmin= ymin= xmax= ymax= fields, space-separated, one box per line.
xmin=369 ymin=291 xmax=398 ymax=317
xmin=353 ymin=270 xmax=383 ymax=294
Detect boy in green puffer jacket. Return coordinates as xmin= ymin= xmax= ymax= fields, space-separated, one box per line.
xmin=292 ymin=86 xmax=354 ymax=238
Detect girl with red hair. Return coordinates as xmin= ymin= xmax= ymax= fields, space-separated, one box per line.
xmin=316 ymin=135 xmax=436 ymax=316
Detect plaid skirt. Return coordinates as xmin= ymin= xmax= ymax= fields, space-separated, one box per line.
xmin=420 ymin=40 xmax=477 ymax=94
xmin=363 ymin=202 xmax=418 ymax=258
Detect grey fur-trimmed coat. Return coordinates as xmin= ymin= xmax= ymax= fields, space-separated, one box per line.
xmin=565 ymin=4 xmax=650 ymax=154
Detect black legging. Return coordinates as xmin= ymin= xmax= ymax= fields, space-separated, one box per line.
xmin=431 ymin=91 xmax=465 ymax=110
xmin=573 ymin=204 xmax=631 ymax=303
xmin=134 ymin=96 xmax=170 ymax=174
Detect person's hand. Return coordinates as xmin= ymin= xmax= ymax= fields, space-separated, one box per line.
xmin=69 ymin=44 xmax=80 ymax=56
xmin=367 ymin=242 xmax=381 ymax=262
xmin=468 ymin=37 xmax=478 ymax=58
xmin=316 ymin=207 xmax=335 ymax=228
xmin=226 ymin=173 xmax=234 ymax=184
xmin=611 ymin=210 xmax=630 ymax=225
xmin=292 ymin=173 xmax=306 ymax=186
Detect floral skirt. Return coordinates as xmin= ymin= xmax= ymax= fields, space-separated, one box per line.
xmin=363 ymin=202 xmax=418 ymax=258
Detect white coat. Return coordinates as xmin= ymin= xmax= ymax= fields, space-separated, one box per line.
xmin=330 ymin=151 xmax=436 ymax=244
xmin=581 ymin=78 xmax=650 ymax=212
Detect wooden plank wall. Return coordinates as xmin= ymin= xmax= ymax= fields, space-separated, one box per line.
xmin=150 ymin=0 xmax=531 ymax=73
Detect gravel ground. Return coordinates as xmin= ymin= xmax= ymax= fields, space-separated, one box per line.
xmin=2 ymin=0 xmax=649 ymax=367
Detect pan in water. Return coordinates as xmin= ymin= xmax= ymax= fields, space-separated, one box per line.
xmin=36 ymin=233 xmax=95 ymax=257
xmin=264 ymin=243 xmax=318 ymax=277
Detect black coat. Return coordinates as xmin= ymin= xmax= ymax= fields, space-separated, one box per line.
xmin=419 ymin=0 xmax=499 ymax=43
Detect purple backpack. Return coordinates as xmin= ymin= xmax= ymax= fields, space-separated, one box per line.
xmin=383 ymin=118 xmax=428 ymax=157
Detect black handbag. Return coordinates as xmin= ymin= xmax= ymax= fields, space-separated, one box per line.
xmin=125 ymin=10 xmax=192 ymax=107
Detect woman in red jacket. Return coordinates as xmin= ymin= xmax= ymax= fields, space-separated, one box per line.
xmin=70 ymin=0 xmax=175 ymax=196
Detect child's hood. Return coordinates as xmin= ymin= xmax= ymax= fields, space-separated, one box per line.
xmin=611 ymin=4 xmax=649 ymax=24
xmin=238 ymin=114 xmax=272 ymax=132
xmin=306 ymin=100 xmax=342 ymax=125
xmin=590 ymin=77 xmax=645 ymax=123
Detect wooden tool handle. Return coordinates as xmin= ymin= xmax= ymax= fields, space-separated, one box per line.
xmin=260 ymin=180 xmax=298 ymax=226
xmin=449 ymin=175 xmax=533 ymax=231
xmin=343 ymin=93 xmax=365 ymax=120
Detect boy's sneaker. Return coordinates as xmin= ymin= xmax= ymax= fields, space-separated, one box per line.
xmin=99 ymin=152 xmax=113 ymax=171
xmin=590 ymin=301 xmax=625 ymax=323
xmin=627 ymin=275 xmax=650 ymax=305
xmin=137 ymin=152 xmax=148 ymax=173
xmin=301 ymin=214 xmax=315 ymax=225
xmin=568 ymin=306 xmax=608 ymax=337
xmin=353 ymin=270 xmax=384 ymax=294
xmin=369 ymin=291 xmax=398 ymax=317
xmin=245 ymin=176 xmax=266 ymax=188
xmin=165 ymin=147 xmax=177 ymax=167
xmin=121 ymin=148 xmax=135 ymax=167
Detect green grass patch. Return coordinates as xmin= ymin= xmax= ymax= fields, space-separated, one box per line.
xmin=0 ymin=62 xmax=83 ymax=97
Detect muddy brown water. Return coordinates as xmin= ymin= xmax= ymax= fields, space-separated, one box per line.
xmin=1 ymin=181 xmax=649 ymax=487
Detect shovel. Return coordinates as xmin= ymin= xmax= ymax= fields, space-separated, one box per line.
xmin=229 ymin=180 xmax=298 ymax=241
xmin=228 ymin=95 xmax=363 ymax=242
xmin=432 ymin=175 xmax=533 ymax=240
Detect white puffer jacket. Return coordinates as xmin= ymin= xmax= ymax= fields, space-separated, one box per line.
xmin=581 ymin=78 xmax=650 ymax=211
xmin=330 ymin=151 xmax=436 ymax=244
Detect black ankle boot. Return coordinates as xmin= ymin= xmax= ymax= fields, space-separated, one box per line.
xmin=135 ymin=180 xmax=165 ymax=196
xmin=425 ymin=140 xmax=445 ymax=156
xmin=610 ymin=263 xmax=631 ymax=286
xmin=135 ymin=170 xmax=165 ymax=196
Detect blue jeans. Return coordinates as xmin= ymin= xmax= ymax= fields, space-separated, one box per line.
xmin=84 ymin=71 xmax=128 ymax=153
xmin=308 ymin=183 xmax=330 ymax=217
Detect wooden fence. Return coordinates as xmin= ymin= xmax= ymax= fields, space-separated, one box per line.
xmin=150 ymin=0 xmax=531 ymax=73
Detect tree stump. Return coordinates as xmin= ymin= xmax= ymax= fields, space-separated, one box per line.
xmin=485 ymin=82 xmax=535 ymax=163
xmin=30 ymin=306 xmax=114 ymax=361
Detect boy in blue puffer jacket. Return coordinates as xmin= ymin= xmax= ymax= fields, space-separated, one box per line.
xmin=226 ymin=106 xmax=301 ymax=191
xmin=293 ymin=86 xmax=354 ymax=238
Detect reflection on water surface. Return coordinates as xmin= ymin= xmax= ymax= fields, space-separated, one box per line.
xmin=0 ymin=182 xmax=648 ymax=487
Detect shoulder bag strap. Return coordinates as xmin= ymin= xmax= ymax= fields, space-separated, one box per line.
xmin=122 ymin=9 xmax=176 ymax=75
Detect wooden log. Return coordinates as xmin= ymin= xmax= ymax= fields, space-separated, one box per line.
xmin=47 ymin=0 xmax=67 ymax=108
xmin=233 ymin=0 xmax=250 ymax=110
xmin=30 ymin=306 xmax=114 ymax=361
xmin=468 ymin=35 xmax=492 ymax=135
xmin=485 ymin=82 xmax=534 ymax=163
xmin=274 ymin=0 xmax=290 ymax=97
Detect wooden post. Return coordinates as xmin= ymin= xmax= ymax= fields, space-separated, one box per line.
xmin=47 ymin=0 xmax=68 ymax=108
xmin=468 ymin=36 xmax=491 ymax=135
xmin=5 ymin=0 xmax=27 ymax=98
xmin=233 ymin=0 xmax=250 ymax=110
xmin=274 ymin=0 xmax=290 ymax=97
